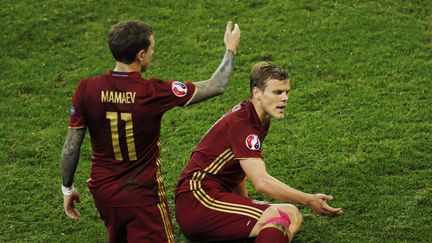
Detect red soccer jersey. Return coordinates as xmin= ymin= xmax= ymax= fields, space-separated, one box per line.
xmin=175 ymin=100 xmax=270 ymax=196
xmin=69 ymin=71 xmax=196 ymax=207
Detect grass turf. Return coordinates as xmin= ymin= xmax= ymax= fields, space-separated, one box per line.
xmin=0 ymin=0 xmax=431 ymax=242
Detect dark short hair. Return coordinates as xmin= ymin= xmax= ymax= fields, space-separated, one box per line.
xmin=249 ymin=62 xmax=289 ymax=96
xmin=108 ymin=20 xmax=153 ymax=64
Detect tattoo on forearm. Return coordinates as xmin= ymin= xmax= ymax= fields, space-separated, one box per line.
xmin=61 ymin=128 xmax=86 ymax=187
xmin=190 ymin=49 xmax=235 ymax=104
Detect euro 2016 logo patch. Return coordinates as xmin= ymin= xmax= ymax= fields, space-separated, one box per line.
xmin=171 ymin=81 xmax=188 ymax=97
xmin=245 ymin=134 xmax=260 ymax=150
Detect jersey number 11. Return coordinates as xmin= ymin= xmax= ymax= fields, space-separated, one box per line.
xmin=106 ymin=112 xmax=137 ymax=161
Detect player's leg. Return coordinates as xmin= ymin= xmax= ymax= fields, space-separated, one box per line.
xmin=249 ymin=204 xmax=302 ymax=242
xmin=272 ymin=204 xmax=302 ymax=236
xmin=126 ymin=201 xmax=175 ymax=243
xmin=96 ymin=206 xmax=128 ymax=243
xmin=176 ymin=191 xmax=270 ymax=242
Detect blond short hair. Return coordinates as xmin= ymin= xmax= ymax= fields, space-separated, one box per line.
xmin=249 ymin=62 xmax=289 ymax=96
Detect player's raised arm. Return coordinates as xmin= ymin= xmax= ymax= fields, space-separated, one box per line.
xmin=240 ymin=158 xmax=343 ymax=217
xmin=60 ymin=127 xmax=86 ymax=220
xmin=188 ymin=21 xmax=241 ymax=105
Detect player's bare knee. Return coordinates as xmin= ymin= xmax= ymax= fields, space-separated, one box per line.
xmin=269 ymin=206 xmax=284 ymax=216
xmin=290 ymin=205 xmax=302 ymax=231
xmin=261 ymin=206 xmax=291 ymax=228
xmin=250 ymin=206 xmax=282 ymax=236
xmin=260 ymin=206 xmax=281 ymax=223
xmin=274 ymin=204 xmax=302 ymax=231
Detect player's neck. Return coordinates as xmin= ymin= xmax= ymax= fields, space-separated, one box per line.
xmin=251 ymin=99 xmax=272 ymax=124
xmin=113 ymin=61 xmax=142 ymax=73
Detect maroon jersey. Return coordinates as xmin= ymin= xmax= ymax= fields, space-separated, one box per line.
xmin=176 ymin=100 xmax=270 ymax=196
xmin=69 ymin=71 xmax=196 ymax=207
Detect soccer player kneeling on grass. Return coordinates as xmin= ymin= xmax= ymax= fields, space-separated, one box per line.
xmin=175 ymin=62 xmax=343 ymax=242
xmin=60 ymin=20 xmax=240 ymax=243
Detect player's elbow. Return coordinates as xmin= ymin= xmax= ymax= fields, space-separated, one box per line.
xmin=253 ymin=177 xmax=270 ymax=194
xmin=209 ymin=74 xmax=229 ymax=95
xmin=212 ymin=81 xmax=226 ymax=95
xmin=215 ymin=86 xmax=225 ymax=96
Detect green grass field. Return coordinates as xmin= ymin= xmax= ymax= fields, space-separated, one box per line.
xmin=1 ymin=0 xmax=431 ymax=242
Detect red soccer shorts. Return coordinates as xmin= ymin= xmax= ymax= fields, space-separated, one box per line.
xmin=97 ymin=201 xmax=175 ymax=243
xmin=175 ymin=189 xmax=270 ymax=242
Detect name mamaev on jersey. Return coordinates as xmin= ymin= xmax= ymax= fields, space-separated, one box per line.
xmin=101 ymin=91 xmax=136 ymax=104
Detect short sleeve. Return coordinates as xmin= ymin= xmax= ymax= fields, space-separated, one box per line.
xmin=227 ymin=120 xmax=263 ymax=159
xmin=152 ymin=79 xmax=196 ymax=112
xmin=69 ymin=81 xmax=87 ymax=128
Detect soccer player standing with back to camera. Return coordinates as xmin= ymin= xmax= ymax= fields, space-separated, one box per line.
xmin=60 ymin=20 xmax=240 ymax=242
xmin=175 ymin=62 xmax=343 ymax=242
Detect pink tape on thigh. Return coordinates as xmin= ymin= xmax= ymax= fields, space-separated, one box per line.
xmin=264 ymin=208 xmax=291 ymax=229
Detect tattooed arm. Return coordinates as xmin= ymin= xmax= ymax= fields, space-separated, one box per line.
xmin=188 ymin=21 xmax=240 ymax=105
xmin=60 ymin=127 xmax=86 ymax=220
xmin=189 ymin=49 xmax=236 ymax=104
xmin=61 ymin=127 xmax=85 ymax=187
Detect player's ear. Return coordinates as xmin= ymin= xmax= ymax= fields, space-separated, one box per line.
xmin=252 ymin=86 xmax=262 ymax=101
xmin=136 ymin=49 xmax=145 ymax=61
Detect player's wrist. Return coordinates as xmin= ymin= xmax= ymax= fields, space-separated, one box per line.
xmin=226 ymin=48 xmax=236 ymax=55
xmin=302 ymin=193 xmax=315 ymax=206
xmin=62 ymin=184 xmax=75 ymax=196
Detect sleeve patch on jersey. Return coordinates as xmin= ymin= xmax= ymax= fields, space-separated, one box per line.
xmin=171 ymin=81 xmax=188 ymax=97
xmin=70 ymin=106 xmax=76 ymax=115
xmin=245 ymin=134 xmax=261 ymax=150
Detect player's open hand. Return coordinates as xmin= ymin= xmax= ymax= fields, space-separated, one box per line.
xmin=64 ymin=189 xmax=81 ymax=220
xmin=224 ymin=21 xmax=240 ymax=53
xmin=308 ymin=193 xmax=343 ymax=217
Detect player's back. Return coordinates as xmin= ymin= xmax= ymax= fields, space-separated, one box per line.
xmin=79 ymin=72 xmax=165 ymax=164
xmin=70 ymin=71 xmax=195 ymax=206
